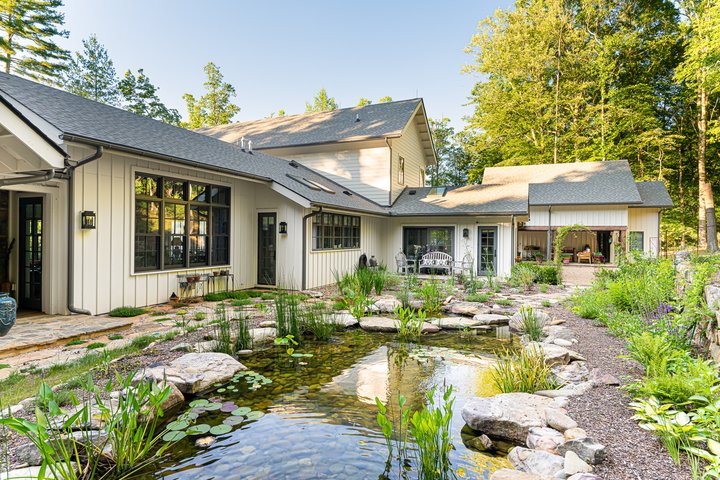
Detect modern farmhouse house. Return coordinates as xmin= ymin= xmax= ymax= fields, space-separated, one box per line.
xmin=0 ymin=72 xmax=672 ymax=315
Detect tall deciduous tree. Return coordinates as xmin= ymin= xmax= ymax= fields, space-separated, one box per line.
xmin=63 ymin=35 xmax=119 ymax=105
xmin=357 ymin=97 xmax=371 ymax=106
xmin=378 ymin=96 xmax=393 ymax=103
xmin=181 ymin=62 xmax=240 ymax=128
xmin=305 ymin=87 xmax=338 ymax=112
xmin=0 ymin=0 xmax=69 ymax=83
xmin=118 ymin=69 xmax=180 ymax=125
xmin=428 ymin=118 xmax=469 ymax=186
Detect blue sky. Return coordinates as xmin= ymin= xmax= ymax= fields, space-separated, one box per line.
xmin=59 ymin=1 xmax=512 ymax=126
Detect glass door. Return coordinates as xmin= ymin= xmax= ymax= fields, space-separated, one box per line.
xmin=19 ymin=197 xmax=43 ymax=310
xmin=257 ymin=212 xmax=277 ymax=286
xmin=477 ymin=226 xmax=497 ymax=276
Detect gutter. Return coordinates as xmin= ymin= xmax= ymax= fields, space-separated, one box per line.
xmin=0 ymin=170 xmax=60 ymax=186
xmin=301 ymin=207 xmax=323 ymax=290
xmin=65 ymin=146 xmax=104 ymax=315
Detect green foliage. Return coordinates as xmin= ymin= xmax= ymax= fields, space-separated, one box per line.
xmin=427 ymin=117 xmax=469 ymax=186
xmin=118 ymin=68 xmax=180 ymax=125
xmin=495 ymin=298 xmax=512 ymax=307
xmin=509 ymin=263 xmax=536 ymax=290
xmin=300 ymin=302 xmax=334 ymax=341
xmin=491 ymin=348 xmax=557 ymax=394
xmin=395 ymin=306 xmax=427 ymax=341
xmin=416 ymin=279 xmax=445 ymax=317
xmin=373 ymin=264 xmax=389 ymax=295
xmin=465 ymin=293 xmax=490 ymax=303
xmin=65 ymin=338 xmax=88 ymax=346
xmin=409 ymin=386 xmax=458 ymax=480
xmin=0 ymin=0 xmax=70 ymax=84
xmin=182 ymin=62 xmax=240 ymax=128
xmin=570 ymin=289 xmax=610 ymax=319
xmin=212 ymin=303 xmax=252 ymax=354
xmin=511 ymin=262 xmax=562 ymax=286
xmin=274 ymin=290 xmax=301 ymax=339
xmin=347 ymin=289 xmax=371 ymax=321
xmin=516 ymin=305 xmax=545 ymax=341
xmin=86 ymin=342 xmax=106 ymax=350
xmin=63 ymin=35 xmax=119 ymax=104
xmin=624 ymin=332 xmax=683 ymax=377
xmin=107 ymin=334 xmax=123 ymax=341
xmin=108 ymin=306 xmax=148 ymax=317
xmin=305 ymin=87 xmax=338 ymax=112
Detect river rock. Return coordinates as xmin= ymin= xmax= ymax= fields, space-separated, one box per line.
xmin=359 ymin=316 xmax=439 ymax=333
xmin=564 ymin=451 xmax=593 ymax=475
xmin=508 ymin=447 xmax=565 ymax=477
xmin=557 ymin=438 xmax=607 ymax=465
xmin=373 ymin=296 xmax=402 ymax=313
xmin=431 ymin=317 xmax=482 ymax=329
xmin=324 ymin=312 xmax=359 ymax=328
xmin=258 ymin=320 xmax=276 ymax=328
xmin=545 ymin=408 xmax=578 ymax=432
xmin=249 ymin=327 xmax=276 ymax=344
xmin=525 ymin=342 xmax=571 ymax=366
xmin=466 ymin=433 xmax=494 ymax=452
xmin=552 ymin=362 xmax=590 ymax=384
xmin=444 ymin=301 xmax=491 ymax=316
xmin=536 ymin=382 xmax=593 ymax=398
xmin=2 ymin=465 xmax=76 ymax=479
xmin=408 ymin=299 xmax=424 ymax=310
xmin=564 ymin=427 xmax=588 ymax=441
xmin=526 ymin=426 xmax=565 ymax=453
xmin=461 ymin=393 xmax=554 ymax=443
xmin=137 ymin=353 xmax=246 ymax=394
xmin=473 ymin=313 xmax=510 ymax=325
xmin=553 ymin=338 xmax=573 ymax=347
xmin=195 ymin=436 xmax=217 ymax=447
xmin=170 ymin=342 xmax=194 ymax=352
xmin=567 ymin=474 xmax=604 ymax=480
xmin=588 ymin=369 xmax=620 ymax=386
xmin=490 ymin=469 xmax=552 ymax=480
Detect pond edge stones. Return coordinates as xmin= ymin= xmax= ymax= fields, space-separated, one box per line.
xmin=135 ymin=352 xmax=247 ymax=394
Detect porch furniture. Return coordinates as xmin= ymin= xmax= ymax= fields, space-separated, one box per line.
xmin=592 ymin=253 xmax=605 ymax=264
xmin=395 ymin=251 xmax=415 ymax=274
xmin=577 ymin=251 xmax=592 ymax=264
xmin=453 ymin=253 xmax=474 ymax=276
xmin=419 ymin=251 xmax=453 ymax=274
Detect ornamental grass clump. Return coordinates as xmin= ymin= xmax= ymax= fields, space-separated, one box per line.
xmin=516 ymin=305 xmax=545 ymax=342
xmin=491 ymin=348 xmax=557 ymax=394
xmin=300 ymin=302 xmax=335 ymax=340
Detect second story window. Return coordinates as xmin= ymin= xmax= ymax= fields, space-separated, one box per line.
xmin=398 ymin=156 xmax=405 ymax=185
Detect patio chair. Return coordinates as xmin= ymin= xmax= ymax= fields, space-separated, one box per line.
xmin=453 ymin=253 xmax=474 ymax=276
xmin=395 ymin=251 xmax=415 ymax=274
xmin=577 ymin=251 xmax=592 ymax=264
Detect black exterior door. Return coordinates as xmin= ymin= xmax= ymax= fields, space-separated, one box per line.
xmin=19 ymin=197 xmax=43 ymax=310
xmin=477 ymin=227 xmax=497 ymax=276
xmin=597 ymin=231 xmax=611 ymax=262
xmin=257 ymin=212 xmax=277 ymax=285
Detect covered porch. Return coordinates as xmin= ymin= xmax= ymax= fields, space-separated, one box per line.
xmin=517 ymin=226 xmax=623 ymax=265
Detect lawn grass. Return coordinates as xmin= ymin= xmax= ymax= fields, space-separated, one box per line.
xmin=107 ymin=334 xmax=124 ymax=340
xmin=65 ymin=339 xmax=88 ymax=346
xmin=86 ymin=342 xmax=106 ymax=349
xmin=0 ymin=334 xmax=158 ymax=406
xmin=108 ymin=306 xmax=148 ymax=317
xmin=0 ymin=363 xmax=10 ymax=369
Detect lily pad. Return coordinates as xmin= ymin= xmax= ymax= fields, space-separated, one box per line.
xmin=209 ymin=424 xmax=232 ymax=435
xmin=217 ymin=388 xmax=226 ymax=393
xmin=223 ymin=416 xmax=245 ymax=426
xmin=163 ymin=431 xmax=187 ymax=442
xmin=189 ymin=399 xmax=209 ymax=407
xmin=220 ymin=403 xmax=238 ymax=413
xmin=231 ymin=407 xmax=251 ymax=416
xmin=186 ymin=424 xmax=211 ymax=435
xmin=167 ymin=420 xmax=190 ymax=431
xmin=204 ymin=403 xmax=222 ymax=411
xmin=245 ymin=411 xmax=265 ymax=421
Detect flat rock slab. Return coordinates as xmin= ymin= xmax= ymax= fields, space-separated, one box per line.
xmin=490 ymin=469 xmax=552 ymax=480
xmin=373 ymin=296 xmax=402 ymax=313
xmin=525 ymin=342 xmax=571 ymax=366
xmin=508 ymin=447 xmax=564 ymax=477
xmin=138 ymin=352 xmax=246 ymax=394
xmin=359 ymin=316 xmax=439 ymax=334
xmin=430 ymin=317 xmax=482 ymax=329
xmin=324 ymin=313 xmax=359 ymax=328
xmin=249 ymin=327 xmax=276 ymax=344
xmin=462 ymin=392 xmax=555 ymax=443
xmin=444 ymin=301 xmax=491 ymax=317
xmin=473 ymin=313 xmax=509 ymax=325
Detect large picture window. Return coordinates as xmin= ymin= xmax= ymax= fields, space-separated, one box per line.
xmin=402 ymin=226 xmax=455 ymax=260
xmin=312 ymin=213 xmax=360 ymax=250
xmin=628 ymin=231 xmax=644 ymax=252
xmin=134 ymin=174 xmax=231 ymax=271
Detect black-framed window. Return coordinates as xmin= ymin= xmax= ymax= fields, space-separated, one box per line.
xmin=312 ymin=213 xmax=360 ymax=250
xmin=628 ymin=231 xmax=644 ymax=252
xmin=134 ymin=174 xmax=231 ymax=271
xmin=402 ymin=226 xmax=454 ymax=259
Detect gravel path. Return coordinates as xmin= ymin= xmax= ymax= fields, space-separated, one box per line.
xmin=555 ymin=306 xmax=693 ymax=480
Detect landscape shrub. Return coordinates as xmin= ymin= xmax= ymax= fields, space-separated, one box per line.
xmin=465 ymin=293 xmax=490 ymax=303
xmin=624 ymin=332 xmax=683 ymax=377
xmin=491 ymin=348 xmax=557 ymax=393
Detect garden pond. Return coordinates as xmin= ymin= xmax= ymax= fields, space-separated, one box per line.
xmin=142 ymin=328 xmax=518 ymax=479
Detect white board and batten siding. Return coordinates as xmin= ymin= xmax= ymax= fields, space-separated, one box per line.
xmin=628 ymin=208 xmax=661 ymax=255
xmin=526 ymin=205 xmax=628 ymax=228
xmin=390 ymin=122 xmax=428 ymax=204
xmin=383 ymin=217 xmax=514 ymax=278
xmin=68 ymin=144 xmax=279 ymax=315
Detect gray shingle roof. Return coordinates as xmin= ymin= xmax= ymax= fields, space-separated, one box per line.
xmin=0 ymin=72 xmax=385 ymax=214
xmin=635 ymin=181 xmax=674 ymax=208
xmin=389 ymin=185 xmax=528 ymax=216
xmin=195 ymin=99 xmax=422 ymax=149
xmin=483 ymin=161 xmax=643 ymax=206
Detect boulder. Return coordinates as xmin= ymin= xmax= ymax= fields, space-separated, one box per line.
xmin=557 ymin=438 xmax=607 ymax=465
xmin=408 ymin=299 xmax=424 ymax=310
xmin=359 ymin=316 xmax=439 ymax=334
xmin=13 ymin=431 xmax=107 ymax=467
xmin=444 ymin=301 xmax=491 ymax=316
xmin=323 ymin=312 xmax=359 ymax=328
xmin=461 ymin=393 xmax=554 ymax=443
xmin=473 ymin=313 xmax=510 ymax=326
xmin=465 ymin=433 xmax=494 ymax=452
xmin=526 ymin=426 xmax=565 ymax=454
xmin=431 ymin=317 xmax=482 ymax=329
xmin=508 ymin=447 xmax=565 ymax=477
xmin=137 ymin=353 xmax=246 ymax=394
xmin=552 ymin=362 xmax=590 ymax=385
xmin=258 ymin=320 xmax=276 ymax=328
xmin=525 ymin=342 xmax=571 ymax=366
xmin=567 ymin=474 xmax=603 ymax=480
xmin=564 ymin=428 xmax=588 ymax=441
xmin=545 ymin=408 xmax=578 ymax=432
xmin=490 ymin=469 xmax=552 ymax=480
xmin=373 ymin=296 xmax=402 ymax=313
xmin=564 ymin=451 xmax=593 ymax=475
xmin=160 ymin=382 xmax=185 ymax=411
xmin=536 ymin=382 xmax=593 ymax=398
xmin=249 ymin=327 xmax=276 ymax=344
xmin=588 ymin=369 xmax=620 ymax=386
xmin=553 ymin=338 xmax=573 ymax=347
xmin=542 ymin=325 xmax=575 ymax=343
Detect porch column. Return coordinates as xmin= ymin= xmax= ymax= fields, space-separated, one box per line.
xmin=546 ymin=206 xmax=552 ymax=261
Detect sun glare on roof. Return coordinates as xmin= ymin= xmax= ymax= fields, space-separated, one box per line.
xmin=428 ymin=187 xmax=447 ymax=196
xmin=286 ymin=174 xmax=335 ymax=194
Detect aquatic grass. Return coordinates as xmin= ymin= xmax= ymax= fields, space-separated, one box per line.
xmin=275 ymin=290 xmax=301 ymax=339
xmin=516 ymin=305 xmax=545 ymax=342
xmin=373 ymin=264 xmax=389 ymax=295
xmin=416 ymin=279 xmax=445 ymax=317
xmin=212 ymin=303 xmax=252 ymax=354
xmin=395 ymin=306 xmax=426 ymax=341
xmin=355 ymin=266 xmax=375 ymax=296
xmin=301 ymin=302 xmax=335 ymax=341
xmin=410 ymin=386 xmax=457 ymax=480
xmin=491 ymin=348 xmax=557 ymax=393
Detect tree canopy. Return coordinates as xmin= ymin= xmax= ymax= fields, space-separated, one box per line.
xmin=306 ymin=87 xmax=338 ymax=112
xmin=181 ymin=62 xmax=240 ymax=128
xmin=63 ymin=34 xmax=119 ymax=105
xmin=118 ymin=69 xmax=181 ymax=125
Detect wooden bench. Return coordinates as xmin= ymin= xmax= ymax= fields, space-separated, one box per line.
xmin=419 ymin=251 xmax=453 ymax=274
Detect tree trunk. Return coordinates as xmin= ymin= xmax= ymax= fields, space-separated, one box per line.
xmin=698 ymin=77 xmax=718 ymax=252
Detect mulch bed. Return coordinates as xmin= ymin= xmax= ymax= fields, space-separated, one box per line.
xmin=554 ymin=306 xmax=693 ymax=480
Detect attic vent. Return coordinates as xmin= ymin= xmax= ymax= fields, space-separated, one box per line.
xmin=343 ymin=190 xmax=352 ymax=196
xmin=408 ymin=190 xmax=417 ymax=195
xmin=289 ymin=160 xmax=300 ymax=168
xmin=286 ymin=174 xmax=335 ymax=194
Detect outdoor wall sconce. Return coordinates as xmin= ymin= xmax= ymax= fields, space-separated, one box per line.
xmin=279 ymin=221 xmax=288 ymax=235
xmin=463 ymin=228 xmax=469 ymax=238
xmin=81 ymin=211 xmax=96 ymax=229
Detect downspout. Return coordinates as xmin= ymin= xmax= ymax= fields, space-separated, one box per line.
xmin=546 ymin=206 xmax=552 ymax=261
xmin=657 ymin=209 xmax=662 ymax=257
xmin=66 ymin=146 xmax=104 ymax=315
xmin=301 ymin=206 xmax=323 ymax=290
xmin=385 ymin=137 xmax=392 ymax=206
xmin=511 ymin=215 xmax=516 ymax=266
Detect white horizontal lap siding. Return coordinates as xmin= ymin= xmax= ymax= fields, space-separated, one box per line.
xmin=68 ymin=144 xmax=262 ymax=314
xmin=280 ymin=147 xmax=390 ymax=205
xmin=628 ymin=208 xmax=660 ymax=255
xmin=390 ymin=122 xmax=426 ymax=203
xmin=527 ymin=205 xmax=628 ymax=228
xmin=305 ymin=214 xmax=387 ymax=289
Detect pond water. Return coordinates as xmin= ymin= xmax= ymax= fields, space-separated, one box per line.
xmin=144 ymin=328 xmax=518 ymax=479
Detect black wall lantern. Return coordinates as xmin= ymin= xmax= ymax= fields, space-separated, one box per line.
xmin=279 ymin=221 xmax=288 ymax=235
xmin=462 ymin=228 xmax=469 ymax=239
xmin=81 ymin=211 xmax=96 ymax=229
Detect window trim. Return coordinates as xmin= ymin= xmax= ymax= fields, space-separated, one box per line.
xmin=398 ymin=156 xmax=405 ymax=185
xmin=133 ymin=171 xmax=231 ymax=273
xmin=311 ymin=212 xmax=361 ymax=251
xmin=628 ymin=231 xmax=644 ymax=252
